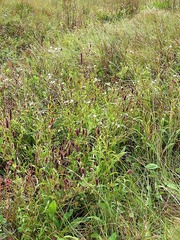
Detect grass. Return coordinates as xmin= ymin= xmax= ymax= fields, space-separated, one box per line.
xmin=0 ymin=0 xmax=180 ymax=239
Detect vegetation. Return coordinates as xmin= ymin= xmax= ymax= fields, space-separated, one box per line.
xmin=0 ymin=0 xmax=180 ymax=239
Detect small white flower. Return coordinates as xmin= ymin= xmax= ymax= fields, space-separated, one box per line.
xmin=48 ymin=73 xmax=52 ymax=79
xmin=50 ymin=80 xmax=55 ymax=84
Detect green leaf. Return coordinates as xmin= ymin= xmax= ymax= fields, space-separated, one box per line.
xmin=0 ymin=214 xmax=6 ymax=224
xmin=71 ymin=217 xmax=89 ymax=227
xmin=165 ymin=182 xmax=179 ymax=192
xmin=59 ymin=236 xmax=78 ymax=240
xmin=145 ymin=163 xmax=159 ymax=170
xmin=62 ymin=209 xmax=73 ymax=222
xmin=175 ymin=168 xmax=180 ymax=174
xmin=109 ymin=233 xmax=117 ymax=240
xmin=87 ymin=216 xmax=103 ymax=222
xmin=0 ymin=137 xmax=3 ymax=145
xmin=91 ymin=233 xmax=103 ymax=239
xmin=118 ymin=146 xmax=126 ymax=158
xmin=48 ymin=200 xmax=57 ymax=215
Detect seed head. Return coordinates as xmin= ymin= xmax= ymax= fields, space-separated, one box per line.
xmin=9 ymin=109 xmax=12 ymax=120
xmin=5 ymin=118 xmax=9 ymax=128
xmin=96 ymin=178 xmax=99 ymax=186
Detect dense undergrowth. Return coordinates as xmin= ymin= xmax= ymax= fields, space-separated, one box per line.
xmin=0 ymin=0 xmax=180 ymax=239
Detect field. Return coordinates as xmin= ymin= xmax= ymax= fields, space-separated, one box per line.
xmin=0 ymin=0 xmax=180 ymax=239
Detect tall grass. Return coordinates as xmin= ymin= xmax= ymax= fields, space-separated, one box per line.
xmin=0 ymin=0 xmax=179 ymax=239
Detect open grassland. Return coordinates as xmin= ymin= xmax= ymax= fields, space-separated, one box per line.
xmin=0 ymin=0 xmax=180 ymax=239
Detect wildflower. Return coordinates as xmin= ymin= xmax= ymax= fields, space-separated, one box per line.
xmin=5 ymin=118 xmax=9 ymax=128
xmin=105 ymin=82 xmax=111 ymax=86
xmin=48 ymin=73 xmax=52 ymax=79
xmin=81 ymin=167 xmax=86 ymax=177
xmin=96 ymin=178 xmax=99 ymax=186
xmin=50 ymin=80 xmax=55 ymax=84
xmin=127 ymin=169 xmax=132 ymax=175
xmin=10 ymin=109 xmax=12 ymax=120
xmin=96 ymin=127 xmax=100 ymax=136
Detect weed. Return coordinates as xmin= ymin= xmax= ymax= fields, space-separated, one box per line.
xmin=0 ymin=0 xmax=179 ymax=239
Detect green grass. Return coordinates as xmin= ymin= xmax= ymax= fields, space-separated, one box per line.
xmin=0 ymin=0 xmax=180 ymax=239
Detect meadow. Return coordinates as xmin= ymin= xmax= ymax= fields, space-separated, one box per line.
xmin=0 ymin=0 xmax=180 ymax=239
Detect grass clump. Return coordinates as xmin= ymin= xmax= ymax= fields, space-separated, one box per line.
xmin=0 ymin=0 xmax=180 ymax=239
